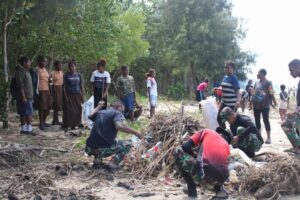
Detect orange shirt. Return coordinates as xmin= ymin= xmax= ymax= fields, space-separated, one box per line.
xmin=38 ymin=67 xmax=49 ymax=91
xmin=51 ymin=70 xmax=64 ymax=86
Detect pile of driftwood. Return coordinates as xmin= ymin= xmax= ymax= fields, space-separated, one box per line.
xmin=238 ymin=155 xmax=300 ymax=199
xmin=0 ymin=143 xmax=67 ymax=168
xmin=126 ymin=112 xmax=203 ymax=179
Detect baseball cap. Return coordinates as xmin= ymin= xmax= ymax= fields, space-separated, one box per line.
xmin=220 ymin=107 xmax=234 ymax=123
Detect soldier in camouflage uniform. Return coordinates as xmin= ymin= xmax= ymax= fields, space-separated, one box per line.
xmin=280 ymin=59 xmax=300 ymax=154
xmin=218 ymin=106 xmax=263 ymax=158
xmin=85 ymin=101 xmax=143 ymax=168
xmin=174 ymin=129 xmax=230 ymax=198
xmin=281 ymin=113 xmax=300 ymax=153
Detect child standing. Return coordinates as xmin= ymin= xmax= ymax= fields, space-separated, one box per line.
xmin=90 ymin=59 xmax=111 ymax=109
xmin=279 ymin=84 xmax=289 ymax=122
xmin=146 ymin=69 xmax=157 ymax=118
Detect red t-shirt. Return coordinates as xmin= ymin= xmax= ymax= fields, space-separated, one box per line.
xmin=215 ymin=86 xmax=223 ymax=97
xmin=197 ymin=82 xmax=208 ymax=91
xmin=190 ymin=129 xmax=230 ymax=168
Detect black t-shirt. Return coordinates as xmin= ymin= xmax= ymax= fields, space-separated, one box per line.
xmin=230 ymin=114 xmax=263 ymax=143
xmin=86 ymin=108 xmax=125 ymax=148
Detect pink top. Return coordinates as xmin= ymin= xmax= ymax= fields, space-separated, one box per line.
xmin=197 ymin=82 xmax=208 ymax=91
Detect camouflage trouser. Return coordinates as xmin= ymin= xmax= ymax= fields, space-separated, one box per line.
xmin=85 ymin=140 xmax=132 ymax=165
xmin=281 ymin=114 xmax=300 ymax=148
xmin=174 ymin=147 xmax=204 ymax=184
xmin=174 ymin=147 xmax=228 ymax=185
xmin=235 ymin=127 xmax=263 ymax=154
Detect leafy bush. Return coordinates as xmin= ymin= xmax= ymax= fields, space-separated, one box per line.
xmin=167 ymin=83 xmax=186 ymax=100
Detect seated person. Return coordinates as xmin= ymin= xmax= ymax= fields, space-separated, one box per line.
xmin=174 ymin=129 xmax=230 ymax=199
xmin=217 ymin=106 xmax=263 ymax=158
xmin=85 ymin=101 xmax=143 ymax=168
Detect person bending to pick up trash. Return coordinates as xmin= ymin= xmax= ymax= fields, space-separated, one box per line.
xmin=85 ymin=101 xmax=144 ymax=169
xmin=174 ymin=129 xmax=230 ymax=199
xmin=217 ymin=107 xmax=263 ymax=158
xmin=280 ymin=59 xmax=300 ymax=154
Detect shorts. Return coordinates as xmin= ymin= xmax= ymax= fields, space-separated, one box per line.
xmin=17 ymin=100 xmax=33 ymax=117
xmin=150 ymin=95 xmax=157 ymax=107
xmin=120 ymin=93 xmax=135 ymax=111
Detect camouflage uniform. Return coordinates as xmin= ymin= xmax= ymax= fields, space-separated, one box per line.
xmin=235 ymin=127 xmax=263 ymax=153
xmin=85 ymin=140 xmax=132 ymax=165
xmin=281 ymin=113 xmax=300 ymax=149
xmin=174 ymin=146 xmax=204 ymax=184
xmin=174 ymin=146 xmax=228 ymax=186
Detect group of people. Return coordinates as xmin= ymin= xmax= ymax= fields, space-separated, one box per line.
xmin=181 ymin=60 xmax=300 ymax=198
xmin=14 ymin=55 xmax=300 ymax=199
xmin=197 ymin=63 xmax=279 ymax=145
xmin=13 ymin=55 xmax=158 ymax=135
xmin=14 ymin=55 xmax=85 ymax=133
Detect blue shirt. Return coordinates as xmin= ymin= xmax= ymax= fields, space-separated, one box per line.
xmin=64 ymin=72 xmax=82 ymax=94
xmin=86 ymin=108 xmax=125 ymax=148
xmin=221 ymin=74 xmax=240 ymax=107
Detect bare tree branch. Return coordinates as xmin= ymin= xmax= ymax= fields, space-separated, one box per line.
xmin=5 ymin=8 xmax=16 ymax=27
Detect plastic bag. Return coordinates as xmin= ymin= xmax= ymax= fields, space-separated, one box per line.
xmin=229 ymin=148 xmax=253 ymax=166
xmin=200 ymin=97 xmax=219 ymax=130
xmin=82 ymin=96 xmax=94 ymax=129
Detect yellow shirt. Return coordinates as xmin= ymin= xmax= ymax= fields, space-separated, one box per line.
xmin=51 ymin=70 xmax=64 ymax=86
xmin=38 ymin=67 xmax=49 ymax=91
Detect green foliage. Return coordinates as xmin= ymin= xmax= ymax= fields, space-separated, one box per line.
xmin=115 ymin=6 xmax=150 ymax=64
xmin=0 ymin=0 xmax=256 ymax=125
xmin=167 ymin=82 xmax=186 ymax=100
xmin=0 ymin=0 xmax=149 ymax=70
xmin=131 ymin=0 xmax=256 ymax=97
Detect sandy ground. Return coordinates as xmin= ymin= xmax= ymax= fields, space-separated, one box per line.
xmin=0 ymin=99 xmax=299 ymax=200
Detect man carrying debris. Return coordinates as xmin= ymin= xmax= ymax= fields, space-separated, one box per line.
xmin=280 ymin=59 xmax=300 ymax=154
xmin=85 ymin=101 xmax=144 ymax=168
xmin=218 ymin=107 xmax=263 ymax=158
xmin=174 ymin=129 xmax=230 ymax=198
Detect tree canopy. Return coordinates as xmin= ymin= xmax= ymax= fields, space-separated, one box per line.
xmin=0 ymin=0 xmax=255 ymax=105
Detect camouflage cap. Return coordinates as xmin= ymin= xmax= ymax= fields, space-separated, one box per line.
xmin=220 ymin=106 xmax=234 ymax=123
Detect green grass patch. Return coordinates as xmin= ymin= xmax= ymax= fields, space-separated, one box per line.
xmin=75 ymin=134 xmax=88 ymax=149
xmin=117 ymin=117 xmax=150 ymax=140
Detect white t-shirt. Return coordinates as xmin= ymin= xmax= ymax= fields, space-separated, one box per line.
xmin=147 ymin=77 xmax=157 ymax=96
xmin=90 ymin=70 xmax=111 ymax=89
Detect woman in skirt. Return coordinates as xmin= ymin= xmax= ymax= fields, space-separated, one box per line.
xmin=63 ymin=61 xmax=84 ymax=129
xmin=36 ymin=55 xmax=51 ymax=130
xmin=50 ymin=61 xmax=64 ymax=125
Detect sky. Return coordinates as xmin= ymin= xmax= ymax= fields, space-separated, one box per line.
xmin=231 ymin=0 xmax=300 ymax=88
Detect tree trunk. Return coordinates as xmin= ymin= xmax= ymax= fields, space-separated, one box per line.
xmin=49 ymin=48 xmax=54 ymax=71
xmin=2 ymin=9 xmax=10 ymax=128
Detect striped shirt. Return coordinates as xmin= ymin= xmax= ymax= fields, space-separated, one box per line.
xmin=221 ymin=75 xmax=240 ymax=107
